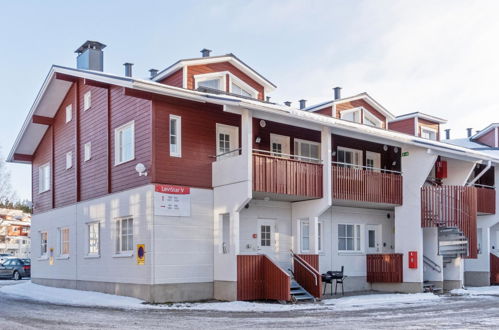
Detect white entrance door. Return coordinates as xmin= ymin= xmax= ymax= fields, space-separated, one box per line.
xmin=366 ymin=224 xmax=381 ymax=253
xmin=216 ymin=124 xmax=239 ymax=159
xmin=257 ymin=219 xmax=276 ymax=257
xmin=270 ymin=134 xmax=290 ymax=157
xmin=366 ymin=151 xmax=381 ymax=172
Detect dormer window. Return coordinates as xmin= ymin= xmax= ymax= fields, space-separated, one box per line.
xmin=340 ymin=107 xmax=383 ymax=128
xmin=194 ymin=73 xmax=226 ymax=91
xmin=231 ymin=83 xmax=252 ymax=97
xmin=198 ymin=78 xmax=221 ymax=90
xmin=340 ymin=108 xmax=361 ymax=123
xmin=363 ymin=111 xmax=383 ymax=128
xmin=421 ymin=127 xmax=437 ymax=140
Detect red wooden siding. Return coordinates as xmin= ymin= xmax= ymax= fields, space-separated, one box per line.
xmin=475 ymin=128 xmax=496 ymax=147
xmin=293 ymin=254 xmax=322 ymax=298
xmin=421 ymin=185 xmax=478 ymax=258
xmin=187 ymin=62 xmax=265 ymax=100
xmin=313 ymin=106 xmax=333 ymax=116
xmin=388 ymin=118 xmax=415 ymax=135
xmin=237 ymin=255 xmax=291 ymax=301
xmin=476 ymin=187 xmax=496 ymax=214
xmin=366 ymin=254 xmax=403 ymax=283
xmin=332 ymin=166 xmax=403 ymax=205
xmin=32 ymin=127 xmax=53 ymax=213
xmin=336 ymin=99 xmax=386 ymax=128
xmin=297 ymin=254 xmax=319 ymax=271
xmin=153 ymin=97 xmax=240 ymax=189
xmin=491 ymin=253 xmax=499 ymax=285
xmin=253 ymin=153 xmax=323 ymax=198
xmin=159 ymin=68 xmax=183 ymax=88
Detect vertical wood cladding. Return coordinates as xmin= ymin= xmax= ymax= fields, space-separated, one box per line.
xmin=159 ymin=68 xmax=183 ymax=88
xmin=388 ymin=118 xmax=415 ymax=135
xmin=153 ymin=97 xmax=240 ymax=188
xmin=418 ymin=118 xmax=440 ymax=140
xmin=336 ymin=99 xmax=387 ymax=128
xmin=313 ymin=106 xmax=333 ymax=116
xmin=32 ymin=128 xmax=53 ymax=213
xmin=186 ymin=62 xmax=265 ymax=100
xmin=476 ymin=128 xmax=496 ymax=147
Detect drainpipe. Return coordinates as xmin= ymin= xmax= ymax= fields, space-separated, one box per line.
xmin=467 ymin=160 xmax=492 ymax=186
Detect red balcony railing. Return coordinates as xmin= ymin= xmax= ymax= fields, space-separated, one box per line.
xmin=332 ymin=164 xmax=403 ymax=205
xmin=476 ymin=186 xmax=496 ymax=214
xmin=253 ymin=151 xmax=323 ymax=198
xmin=421 ymin=185 xmax=478 ymax=258
xmin=366 ymin=253 xmax=403 ymax=283
xmin=237 ymin=255 xmax=291 ymax=301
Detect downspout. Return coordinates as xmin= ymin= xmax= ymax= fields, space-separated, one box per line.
xmin=467 ymin=160 xmax=492 ymax=186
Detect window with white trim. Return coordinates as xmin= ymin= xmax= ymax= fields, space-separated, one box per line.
xmin=198 ymin=78 xmax=221 ymax=90
xmin=318 ymin=221 xmax=323 ymax=252
xmin=40 ymin=231 xmax=48 ymax=257
xmin=337 ymin=147 xmax=362 ymax=168
xmin=294 ymin=139 xmax=320 ymax=162
xmin=88 ymin=222 xmax=100 ymax=255
xmin=366 ymin=151 xmax=381 ymax=172
xmin=421 ymin=127 xmax=437 ymax=140
xmin=169 ymin=115 xmax=181 ymax=157
xmin=300 ymin=221 xmax=310 ymax=252
xmin=84 ymin=142 xmax=91 ymax=161
xmin=231 ymin=83 xmax=252 ymax=97
xmin=39 ymin=163 xmax=50 ymax=193
xmin=216 ymin=124 xmax=239 ymax=159
xmin=115 ymin=121 xmax=135 ymax=165
xmin=59 ymin=227 xmax=70 ymax=256
xmin=363 ymin=110 xmax=383 ymax=128
xmin=116 ymin=217 xmax=133 ymax=254
xmin=338 ymin=224 xmax=361 ymax=252
xmin=340 ymin=108 xmax=361 ymax=123
xmin=83 ymin=91 xmax=91 ymax=110
xmin=65 ymin=104 xmax=72 ymax=123
xmin=66 ymin=151 xmax=72 ymax=169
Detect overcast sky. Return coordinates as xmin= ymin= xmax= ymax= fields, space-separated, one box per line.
xmin=1 ymin=0 xmax=498 ymax=200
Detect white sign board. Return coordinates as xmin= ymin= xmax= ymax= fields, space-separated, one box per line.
xmin=154 ymin=184 xmax=191 ymax=217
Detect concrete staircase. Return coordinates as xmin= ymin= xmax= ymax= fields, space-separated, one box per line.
xmin=438 ymin=227 xmax=468 ymax=267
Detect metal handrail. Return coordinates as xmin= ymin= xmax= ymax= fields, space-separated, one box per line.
xmin=473 ymin=183 xmax=496 ymax=189
xmin=423 ymin=255 xmax=442 ymax=273
xmin=290 ymin=250 xmax=318 ymax=286
xmin=253 ymin=149 xmax=322 ymax=164
xmin=211 ymin=148 xmax=242 ymax=159
xmin=331 ymin=161 xmax=402 ymax=174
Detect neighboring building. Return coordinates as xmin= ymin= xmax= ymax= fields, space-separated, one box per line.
xmin=7 ymin=41 xmax=499 ymax=303
xmin=0 ymin=208 xmax=31 ymax=258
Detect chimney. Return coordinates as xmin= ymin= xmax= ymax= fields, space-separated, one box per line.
xmin=75 ymin=40 xmax=106 ymax=71
xmin=284 ymin=101 xmax=292 ymax=107
xmin=123 ymin=63 xmax=133 ymax=77
xmin=299 ymin=99 xmax=307 ymax=109
xmin=266 ymin=96 xmax=271 ymax=102
xmin=333 ymin=86 xmax=342 ymax=100
xmin=444 ymin=129 xmax=451 ymax=140
xmin=467 ymin=128 xmax=473 ymax=137
xmin=149 ymin=69 xmax=159 ymax=79
xmin=201 ymin=48 xmax=212 ymax=57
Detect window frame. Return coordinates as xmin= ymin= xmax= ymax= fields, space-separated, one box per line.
xmin=83 ymin=91 xmax=92 ymax=111
xmin=114 ymin=121 xmax=135 ymax=165
xmin=115 ymin=217 xmax=134 ymax=255
xmin=300 ymin=220 xmax=310 ymax=253
xmin=65 ymin=104 xmax=72 ymax=123
xmin=229 ymin=75 xmax=259 ymax=98
xmin=169 ymin=115 xmax=182 ymax=157
xmin=40 ymin=231 xmax=48 ymax=257
xmin=58 ymin=227 xmax=70 ymax=257
xmin=421 ymin=127 xmax=437 ymax=140
xmin=294 ymin=138 xmax=321 ymax=162
xmin=87 ymin=221 xmax=100 ymax=256
xmin=363 ymin=109 xmax=383 ymax=128
xmin=65 ymin=151 xmax=72 ymax=170
xmin=215 ymin=123 xmax=239 ymax=159
xmin=38 ymin=162 xmax=51 ymax=193
xmin=84 ymin=142 xmax=92 ymax=162
xmin=194 ymin=72 xmax=227 ymax=91
xmin=338 ymin=223 xmax=362 ymax=253
xmin=337 ymin=146 xmax=363 ymax=168
xmin=340 ymin=108 xmax=362 ymax=123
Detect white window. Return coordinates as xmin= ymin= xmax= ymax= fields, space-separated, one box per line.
xmin=421 ymin=127 xmax=437 ymax=140
xmin=198 ymin=78 xmax=221 ymax=90
xmin=340 ymin=108 xmax=361 ymax=123
xmin=270 ymin=134 xmax=290 ymax=157
xmin=83 ymin=91 xmax=91 ymax=110
xmin=169 ymin=115 xmax=181 ymax=157
xmin=477 ymin=228 xmax=483 ymax=255
xmin=338 ymin=224 xmax=361 ymax=252
xmin=116 ymin=217 xmax=133 ymax=254
xmin=40 ymin=232 xmax=48 ymax=257
xmin=65 ymin=151 xmax=72 ymax=169
xmin=337 ymin=147 xmax=362 ymax=168
xmin=363 ymin=110 xmax=383 ymax=128
xmin=115 ymin=121 xmax=135 ymax=165
xmin=59 ymin=228 xmax=70 ymax=256
xmin=65 ymin=104 xmax=72 ymax=123
xmin=231 ymin=83 xmax=252 ymax=97
xmin=84 ymin=142 xmax=92 ymax=161
xmin=365 ymin=151 xmax=381 ymax=172
xmin=318 ymin=221 xmax=323 ymax=252
xmin=88 ymin=222 xmax=100 ymax=255
xmin=38 ymin=163 xmax=50 ymax=193
xmin=301 ymin=221 xmax=310 ymax=252
xmin=294 ymin=139 xmax=320 ymax=162
xmin=216 ymin=124 xmax=239 ymax=159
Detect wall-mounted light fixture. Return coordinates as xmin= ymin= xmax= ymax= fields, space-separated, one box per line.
xmin=392 ymin=161 xmax=397 ymax=166
xmin=135 ymin=163 xmax=148 ymax=176
xmin=332 ymin=151 xmax=336 ymax=157
xmin=260 ymin=120 xmax=266 ymax=128
xmin=255 ymin=136 xmax=261 ymax=143
xmin=383 ymin=145 xmax=388 ymax=151
xmin=394 ymin=147 xmax=399 ymax=153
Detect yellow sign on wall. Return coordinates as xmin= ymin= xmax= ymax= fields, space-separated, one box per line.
xmin=137 ymin=244 xmax=145 ymax=265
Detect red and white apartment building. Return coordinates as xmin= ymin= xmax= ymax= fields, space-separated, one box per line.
xmin=8 ymin=41 xmax=499 ymax=302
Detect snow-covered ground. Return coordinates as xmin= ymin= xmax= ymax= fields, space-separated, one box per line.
xmin=0 ymin=281 xmax=442 ymax=312
xmin=451 ymin=286 xmax=499 ymax=296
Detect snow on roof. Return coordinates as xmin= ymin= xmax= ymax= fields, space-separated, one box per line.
xmin=470 ymin=123 xmax=499 ymax=140
xmin=390 ymin=111 xmax=447 ymax=124
xmin=446 ymin=138 xmax=499 ymax=157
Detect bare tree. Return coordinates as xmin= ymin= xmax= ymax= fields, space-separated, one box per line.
xmin=0 ymin=150 xmax=15 ymax=205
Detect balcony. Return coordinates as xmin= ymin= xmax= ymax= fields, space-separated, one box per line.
xmin=332 ymin=163 xmax=403 ymax=206
xmin=475 ymin=185 xmax=496 ymax=214
xmin=252 ymin=150 xmax=323 ymax=200
xmin=421 ymin=185 xmax=478 ymax=258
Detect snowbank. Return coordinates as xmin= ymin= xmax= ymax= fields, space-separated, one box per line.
xmin=451 ymin=286 xmax=499 ymax=296
xmin=324 ymin=293 xmax=441 ymax=310
xmin=163 ymin=301 xmax=328 ymax=312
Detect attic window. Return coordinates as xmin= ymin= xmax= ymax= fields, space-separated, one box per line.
xmin=194 ymin=73 xmax=226 ymax=91
xmin=231 ymin=83 xmax=252 ymax=97
xmin=340 ymin=108 xmax=361 ymax=123
xmin=421 ymin=127 xmax=437 ymax=140
xmin=363 ymin=110 xmax=383 ymax=128
xmin=198 ymin=79 xmax=221 ymax=90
